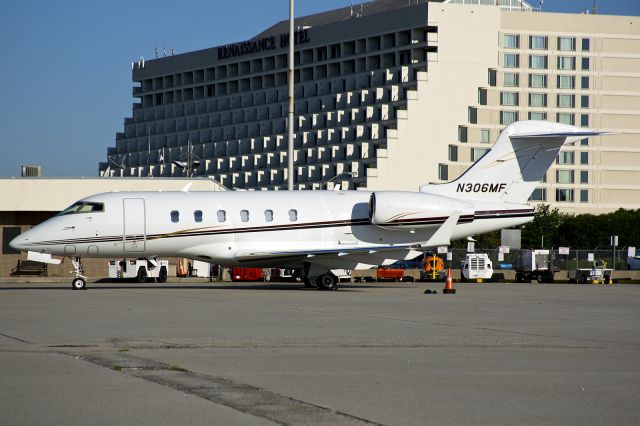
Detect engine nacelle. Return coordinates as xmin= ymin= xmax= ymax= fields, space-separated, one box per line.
xmin=369 ymin=192 xmax=474 ymax=231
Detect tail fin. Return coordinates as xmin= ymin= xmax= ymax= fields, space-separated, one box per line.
xmin=421 ymin=121 xmax=607 ymax=204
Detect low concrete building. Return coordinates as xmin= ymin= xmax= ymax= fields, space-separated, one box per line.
xmin=0 ymin=178 xmax=224 ymax=278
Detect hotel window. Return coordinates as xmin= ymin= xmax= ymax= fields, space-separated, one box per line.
xmin=194 ymin=210 xmax=203 ymax=223
xmin=501 ymin=92 xmax=519 ymax=106
xmin=529 ymin=74 xmax=547 ymax=88
xmin=500 ymin=111 xmax=519 ymax=125
xmin=240 ymin=210 xmax=250 ymax=222
xmin=580 ymin=189 xmax=589 ymax=203
xmin=469 ymin=107 xmax=477 ymax=124
xmin=438 ymin=164 xmax=449 ymax=181
xmin=504 ymin=34 xmax=519 ymax=49
xmin=530 ymin=35 xmax=547 ymax=50
xmin=529 ymin=93 xmax=547 ymax=107
xmin=557 ymin=113 xmax=575 ymax=125
xmin=581 ymin=138 xmax=589 ymax=146
xmin=504 ymin=72 xmax=519 ymax=87
xmin=217 ymin=210 xmax=226 ymax=222
xmin=582 ymin=38 xmax=590 ymax=51
xmin=529 ymin=55 xmax=548 ymax=69
xmin=558 ymin=94 xmax=575 ymax=108
xmin=264 ymin=209 xmax=273 ymax=222
xmin=581 ymin=152 xmax=589 ymax=164
xmin=580 ymin=171 xmax=589 ymax=184
xmin=472 ymin=148 xmax=490 ymax=162
xmin=581 ymin=76 xmax=590 ymax=89
xmin=458 ymin=125 xmax=468 ymax=143
xmin=581 ymin=96 xmax=589 ymax=108
xmin=529 ymin=188 xmax=547 ymax=201
xmin=558 ymin=37 xmax=576 ymax=51
xmin=478 ymin=88 xmax=487 ymax=105
xmin=558 ymin=56 xmax=576 ymax=70
xmin=558 ymin=75 xmax=575 ymax=89
xmin=581 ymin=114 xmax=589 ymax=127
xmin=448 ymin=145 xmax=458 ymax=162
xmin=288 ymin=209 xmax=298 ymax=222
xmin=504 ymin=53 xmax=519 ymax=68
xmin=556 ymin=189 xmax=574 ymax=202
xmin=556 ymin=170 xmax=574 ymax=184
xmin=529 ymin=111 xmax=547 ymax=120
xmin=558 ymin=151 xmax=575 ymax=165
xmin=480 ymin=129 xmax=490 ymax=144
xmin=581 ymin=57 xmax=590 ymax=70
xmin=488 ymin=69 xmax=497 ymax=86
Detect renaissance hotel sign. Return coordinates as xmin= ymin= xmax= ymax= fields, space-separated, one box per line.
xmin=218 ymin=29 xmax=311 ymax=60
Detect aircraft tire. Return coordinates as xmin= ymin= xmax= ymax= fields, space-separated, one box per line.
xmin=137 ymin=267 xmax=148 ymax=283
xmin=536 ymin=274 xmax=545 ymax=283
xmin=157 ymin=267 xmax=168 ymax=283
xmin=304 ymin=277 xmax=317 ymax=288
xmin=317 ymin=274 xmax=338 ymax=291
xmin=72 ymin=277 xmax=86 ymax=290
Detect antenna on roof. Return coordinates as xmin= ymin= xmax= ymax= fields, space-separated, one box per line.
xmin=591 ymin=0 xmax=598 ymax=15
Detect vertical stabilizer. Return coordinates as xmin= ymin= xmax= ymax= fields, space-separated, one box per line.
xmin=421 ymin=121 xmax=606 ymax=204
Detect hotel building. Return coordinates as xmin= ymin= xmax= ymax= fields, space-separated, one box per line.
xmin=100 ymin=0 xmax=640 ymax=214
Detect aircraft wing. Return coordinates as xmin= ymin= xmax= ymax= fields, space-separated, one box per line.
xmin=234 ymin=245 xmax=425 ymax=270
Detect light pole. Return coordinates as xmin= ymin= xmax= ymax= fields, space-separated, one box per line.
xmin=287 ymin=0 xmax=295 ymax=191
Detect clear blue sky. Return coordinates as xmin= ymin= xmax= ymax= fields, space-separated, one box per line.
xmin=0 ymin=0 xmax=638 ymax=177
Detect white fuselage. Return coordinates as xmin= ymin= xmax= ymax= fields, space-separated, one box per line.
xmin=13 ymin=190 xmax=533 ymax=269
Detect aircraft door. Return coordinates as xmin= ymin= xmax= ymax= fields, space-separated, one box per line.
xmin=123 ymin=198 xmax=146 ymax=252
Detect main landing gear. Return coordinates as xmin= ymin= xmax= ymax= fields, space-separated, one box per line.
xmin=304 ymin=263 xmax=338 ymax=291
xmin=71 ymin=257 xmax=87 ymax=290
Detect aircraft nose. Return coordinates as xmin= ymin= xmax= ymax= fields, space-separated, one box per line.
xmin=9 ymin=231 xmax=31 ymax=251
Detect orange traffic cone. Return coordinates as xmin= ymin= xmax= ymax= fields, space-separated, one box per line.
xmin=443 ymin=268 xmax=456 ymax=294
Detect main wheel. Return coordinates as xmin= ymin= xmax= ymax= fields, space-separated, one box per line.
xmin=72 ymin=277 xmax=86 ymax=290
xmin=317 ymin=274 xmax=338 ymax=291
xmin=580 ymin=274 xmax=588 ymax=284
xmin=536 ymin=274 xmax=544 ymax=283
xmin=304 ymin=276 xmax=317 ymax=288
xmin=515 ymin=273 xmax=524 ymax=283
xmin=157 ymin=267 xmax=167 ymax=283
xmin=137 ymin=267 xmax=148 ymax=283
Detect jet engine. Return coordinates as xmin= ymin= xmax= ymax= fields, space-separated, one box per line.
xmin=368 ymin=192 xmax=474 ymax=231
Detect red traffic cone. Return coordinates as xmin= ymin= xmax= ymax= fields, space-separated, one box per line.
xmin=443 ymin=268 xmax=456 ymax=294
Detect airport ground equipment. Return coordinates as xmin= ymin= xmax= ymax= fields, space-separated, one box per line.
xmin=461 ymin=253 xmax=493 ymax=282
xmin=628 ymin=255 xmax=640 ymax=270
xmin=231 ymin=267 xmax=265 ymax=282
xmin=576 ymin=260 xmax=613 ymax=284
xmin=421 ymin=254 xmax=444 ymax=281
xmin=515 ymin=249 xmax=554 ymax=283
xmin=376 ymin=268 xmax=404 ymax=282
xmin=108 ymin=258 xmax=168 ymax=283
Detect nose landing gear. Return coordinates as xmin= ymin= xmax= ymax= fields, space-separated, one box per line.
xmin=71 ymin=257 xmax=87 ymax=290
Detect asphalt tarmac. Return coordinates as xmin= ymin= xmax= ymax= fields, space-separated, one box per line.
xmin=0 ymin=281 xmax=638 ymax=425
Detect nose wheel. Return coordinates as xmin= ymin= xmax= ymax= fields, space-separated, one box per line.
xmin=70 ymin=257 xmax=87 ymax=290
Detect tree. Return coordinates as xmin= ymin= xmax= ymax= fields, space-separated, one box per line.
xmin=521 ymin=204 xmax=572 ymax=249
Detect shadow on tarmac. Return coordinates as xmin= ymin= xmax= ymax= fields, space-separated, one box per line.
xmin=0 ymin=283 xmax=410 ymax=291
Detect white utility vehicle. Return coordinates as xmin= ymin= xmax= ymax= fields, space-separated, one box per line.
xmin=461 ymin=253 xmax=493 ymax=282
xmin=108 ymin=258 xmax=169 ymax=283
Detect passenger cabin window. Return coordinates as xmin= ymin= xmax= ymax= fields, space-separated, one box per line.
xmin=58 ymin=202 xmax=104 ymax=215
xmin=288 ymin=209 xmax=298 ymax=222
xmin=264 ymin=210 xmax=274 ymax=222
xmin=170 ymin=211 xmax=179 ymax=223
xmin=194 ymin=210 xmax=203 ymax=223
xmin=240 ymin=210 xmax=250 ymax=222
xmin=217 ymin=210 xmax=226 ymax=222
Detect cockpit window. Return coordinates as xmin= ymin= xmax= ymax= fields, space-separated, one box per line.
xmin=58 ymin=202 xmax=105 ymax=216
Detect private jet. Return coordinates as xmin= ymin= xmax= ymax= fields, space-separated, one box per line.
xmin=10 ymin=121 xmax=605 ymax=290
